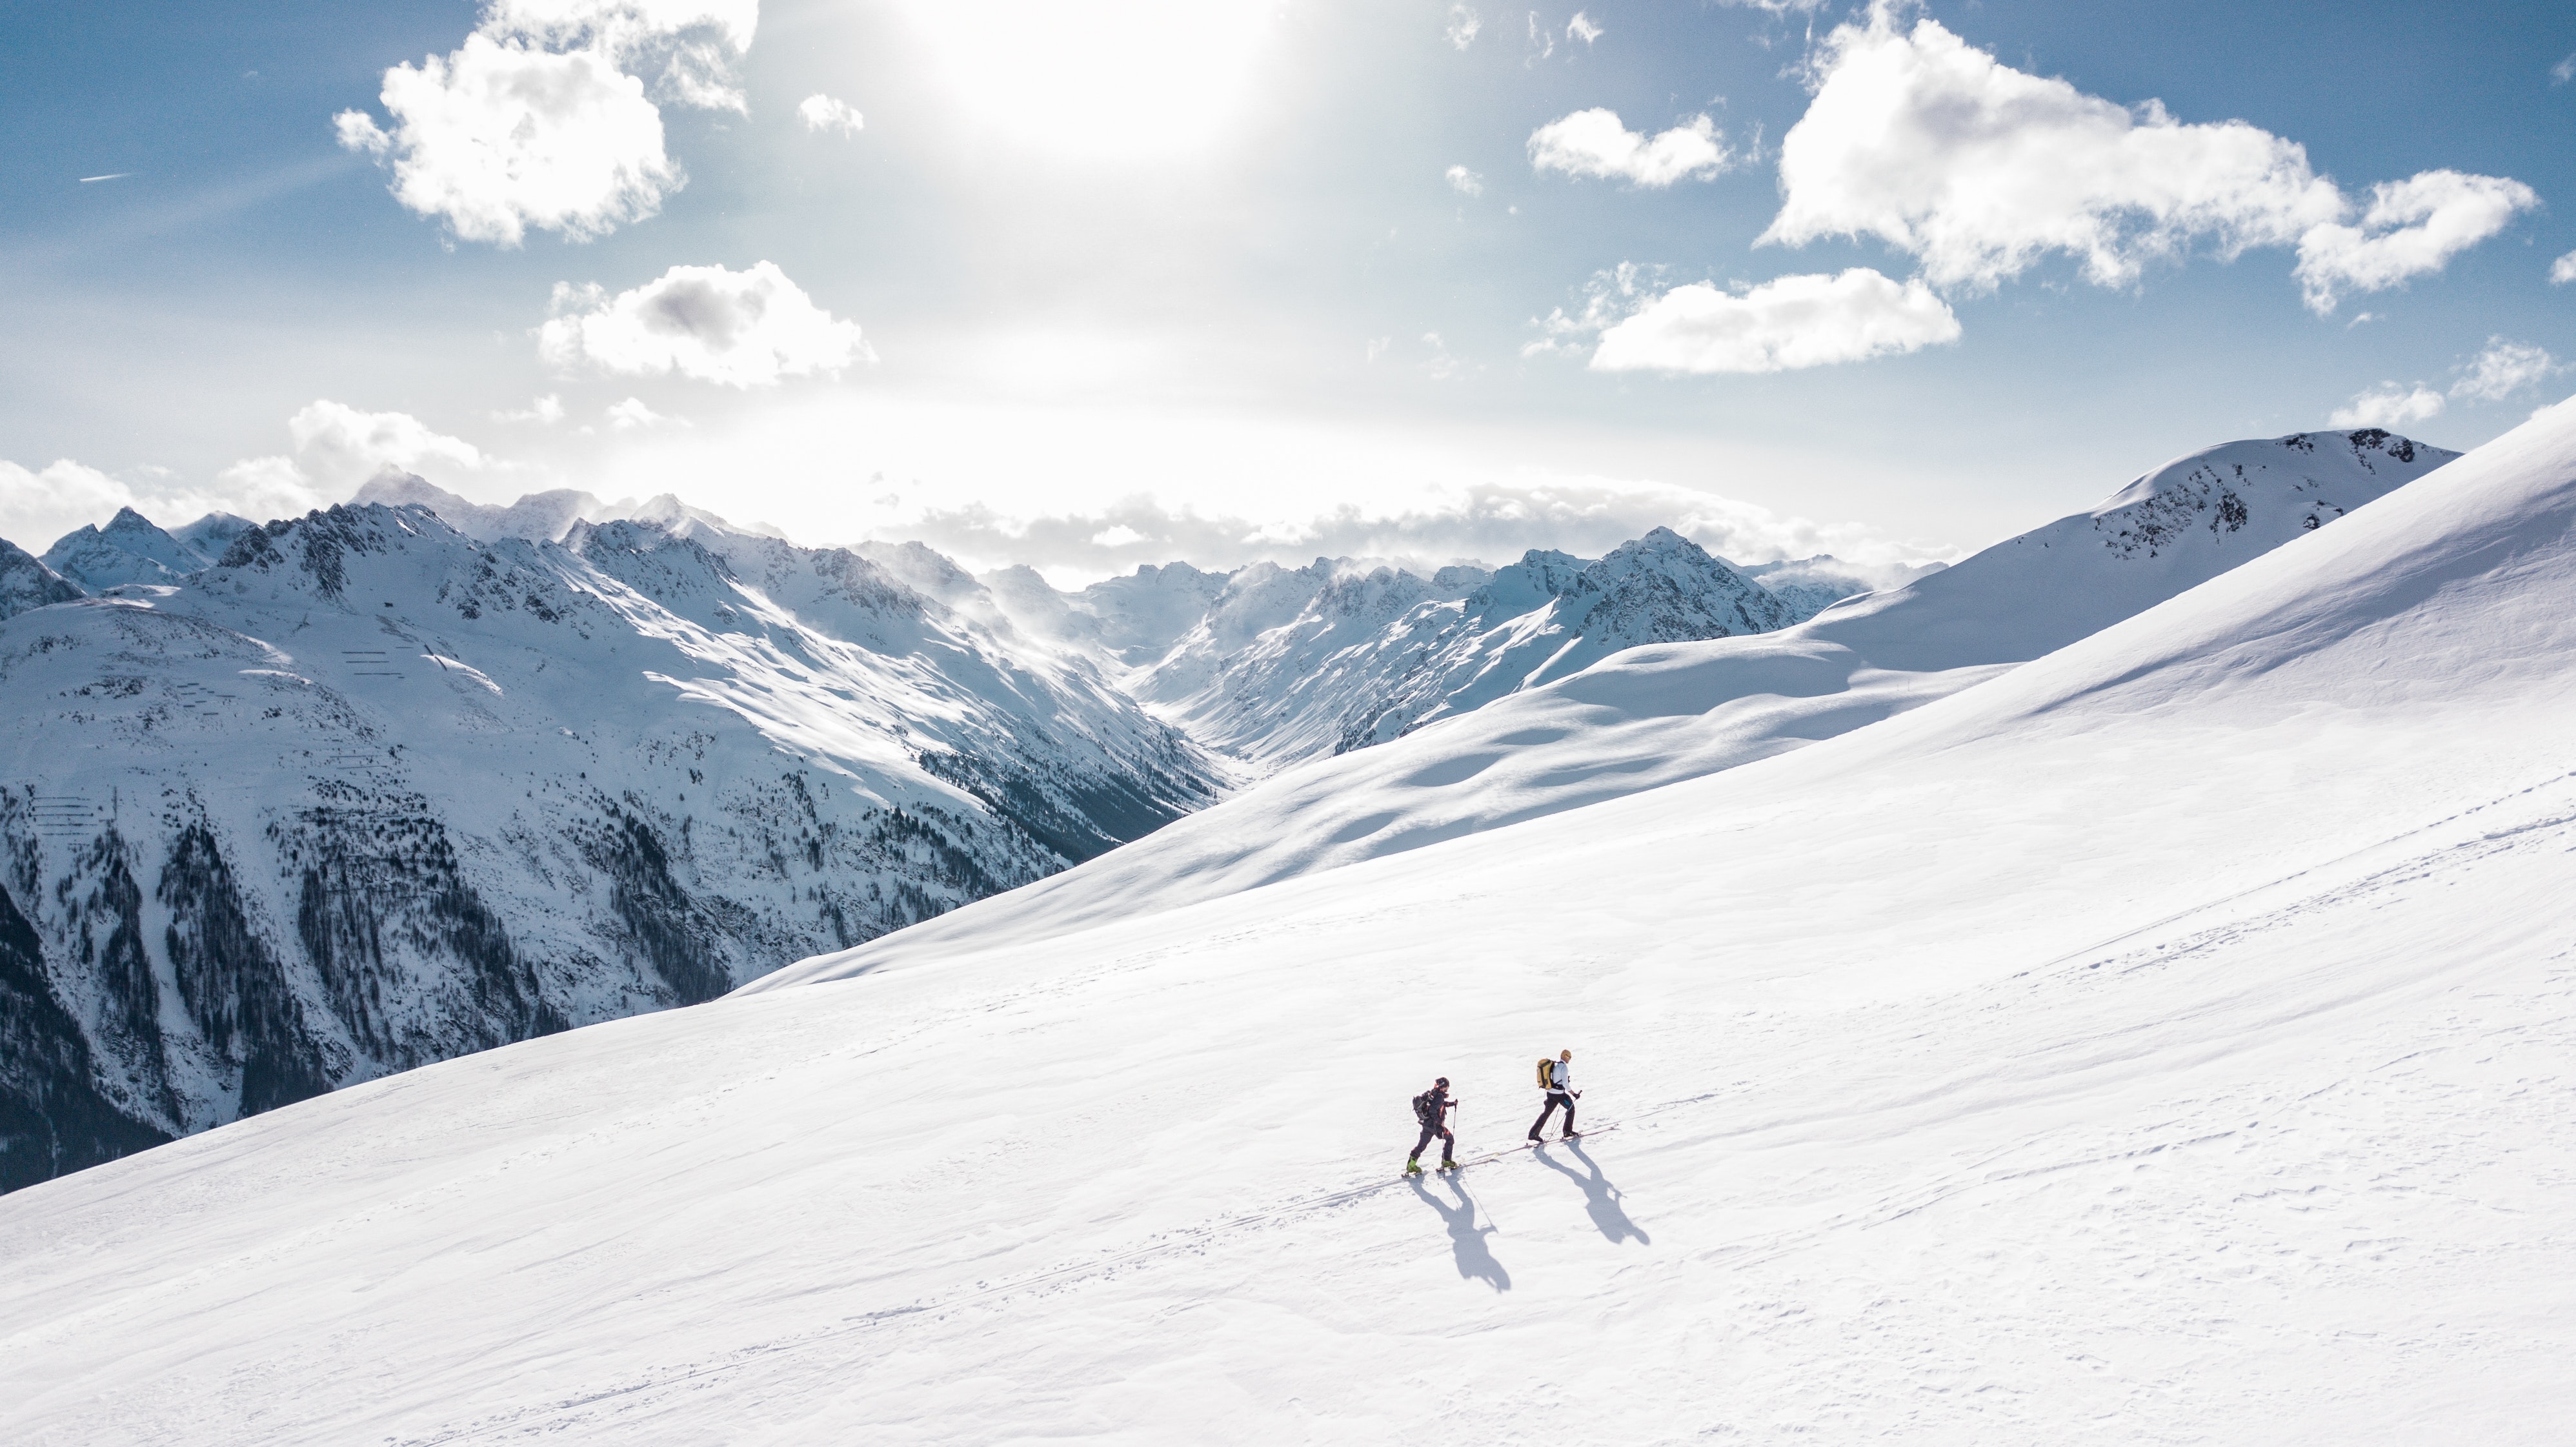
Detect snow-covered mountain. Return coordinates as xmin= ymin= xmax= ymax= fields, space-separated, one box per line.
xmin=760 ymin=428 xmax=2454 ymax=980
xmin=2 ymin=409 xmax=2566 ymax=1444
xmin=37 ymin=507 xmax=233 ymax=589
xmin=1115 ymin=529 xmax=1802 ymax=764
xmin=0 ymin=539 xmax=81 ymax=622
xmin=0 ymin=500 xmax=1220 ymax=1189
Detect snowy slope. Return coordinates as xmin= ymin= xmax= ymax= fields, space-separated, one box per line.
xmin=1 ymin=412 xmax=2568 ymax=1443
xmin=0 ymin=502 xmax=1219 ymax=1189
xmin=761 ymin=428 xmax=2453 ymax=980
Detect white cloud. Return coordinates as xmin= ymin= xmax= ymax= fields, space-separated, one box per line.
xmin=487 ymin=1 xmax=758 ymax=108
xmin=1529 ymin=109 xmax=1733 ymax=187
xmin=2552 ymin=250 xmax=2576 ymax=285
xmin=2328 ymin=383 xmax=2446 ymax=429
xmin=1762 ymin=15 xmax=2535 ymax=312
xmin=495 ymin=393 xmax=567 ymax=424
xmin=2555 ymin=52 xmax=2575 ymax=85
xmin=2292 ymin=171 xmax=2539 ymax=314
xmin=798 ymin=93 xmax=864 ymax=136
xmin=1420 ymin=332 xmax=1468 ymax=381
xmin=1 ymin=456 xmax=330 ymax=553
xmin=1526 ymin=12 xmax=1553 ymax=61
xmin=607 ymin=396 xmax=679 ymax=429
xmin=0 ymin=401 xmax=504 ymax=548
xmin=1445 ymin=5 xmax=1481 ymax=49
xmin=284 ymin=400 xmax=487 ymax=489
xmin=334 ymin=1 xmax=755 ymax=247
xmin=2450 ymin=338 xmax=2561 ymax=403
xmin=1567 ymin=12 xmax=1603 ymax=44
xmin=1581 ymin=268 xmax=1962 ymax=375
xmin=538 ymin=261 xmax=869 ymax=388
xmin=1445 ymin=164 xmax=1484 ymax=197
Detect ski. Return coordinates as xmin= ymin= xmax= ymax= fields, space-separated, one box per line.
xmin=1404 ymin=1123 xmax=1616 ymax=1177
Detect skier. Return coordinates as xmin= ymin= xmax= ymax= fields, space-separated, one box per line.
xmin=1530 ymin=1048 xmax=1580 ymax=1141
xmin=1405 ymin=1077 xmax=1460 ymax=1174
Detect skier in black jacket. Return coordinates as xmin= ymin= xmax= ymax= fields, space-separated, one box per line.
xmin=1405 ymin=1077 xmax=1460 ymax=1173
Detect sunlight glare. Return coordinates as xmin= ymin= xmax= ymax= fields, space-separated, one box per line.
xmin=894 ymin=0 xmax=1280 ymax=161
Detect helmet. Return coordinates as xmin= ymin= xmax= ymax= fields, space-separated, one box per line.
xmin=1434 ymin=1077 xmax=1449 ymax=1088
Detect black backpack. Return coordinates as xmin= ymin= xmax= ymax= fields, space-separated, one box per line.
xmin=1413 ymin=1089 xmax=1441 ymax=1126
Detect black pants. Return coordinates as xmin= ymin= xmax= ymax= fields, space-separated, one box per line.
xmin=1411 ymin=1123 xmax=1454 ymax=1161
xmin=1531 ymin=1091 xmax=1575 ymax=1137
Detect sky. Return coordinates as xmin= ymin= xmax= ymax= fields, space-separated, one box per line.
xmin=3 ymin=0 xmax=2573 ymax=583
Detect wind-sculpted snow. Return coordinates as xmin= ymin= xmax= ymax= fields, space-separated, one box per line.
xmin=3 ymin=411 xmax=2570 ymax=1444
xmin=761 ymin=428 xmax=2453 ymax=984
xmin=0 ymin=501 xmax=1220 ymax=1190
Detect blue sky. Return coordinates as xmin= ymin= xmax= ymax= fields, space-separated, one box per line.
xmin=5 ymin=0 xmax=2572 ymax=579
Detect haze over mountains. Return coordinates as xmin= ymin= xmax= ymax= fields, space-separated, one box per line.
xmin=3 ymin=405 xmax=2568 ymax=1443
xmin=763 ymin=427 xmax=2456 ymax=982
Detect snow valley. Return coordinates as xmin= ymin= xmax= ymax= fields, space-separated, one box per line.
xmin=3 ymin=404 xmax=2571 ymax=1442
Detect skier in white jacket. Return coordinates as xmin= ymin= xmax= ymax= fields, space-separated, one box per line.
xmin=1529 ymin=1048 xmax=1580 ymax=1141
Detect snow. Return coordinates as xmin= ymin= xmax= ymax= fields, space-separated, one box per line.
xmin=759 ymin=428 xmax=2455 ymax=983
xmin=1 ymin=404 xmax=2568 ymax=1441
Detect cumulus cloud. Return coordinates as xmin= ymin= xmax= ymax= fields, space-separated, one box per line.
xmin=2320 ymin=338 xmax=2562 ymax=431
xmin=1444 ymin=5 xmax=1481 ymax=49
xmin=606 ymin=396 xmax=680 ymax=429
xmin=1567 ymin=12 xmax=1603 ymax=44
xmin=0 ymin=401 xmax=505 ymax=548
xmin=1 ymin=455 xmax=328 ymax=554
xmin=1536 ymin=265 xmax=1960 ymax=375
xmin=334 ymin=1 xmax=756 ymax=246
xmin=1445 ymin=164 xmax=1484 ymax=197
xmin=798 ymin=93 xmax=863 ymax=135
xmin=1530 ymin=109 xmax=1733 ymax=187
xmin=495 ymin=393 xmax=567 ymax=423
xmin=2328 ymin=383 xmax=2446 ymax=430
xmin=2450 ymin=337 xmax=2561 ymax=403
xmin=1762 ymin=15 xmax=2535 ymax=312
xmin=261 ymin=400 xmax=488 ymax=493
xmin=538 ymin=261 xmax=869 ymax=387
xmin=2292 ymin=171 xmax=2541 ymax=313
xmin=889 ymin=478 xmax=1953 ymax=582
xmin=2553 ymin=250 xmax=2576 ymax=285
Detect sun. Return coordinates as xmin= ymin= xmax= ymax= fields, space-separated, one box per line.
xmin=892 ymin=0 xmax=1280 ymax=162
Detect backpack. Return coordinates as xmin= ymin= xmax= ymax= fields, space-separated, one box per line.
xmin=1536 ymin=1057 xmax=1555 ymax=1089
xmin=1413 ymin=1089 xmax=1440 ymax=1126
